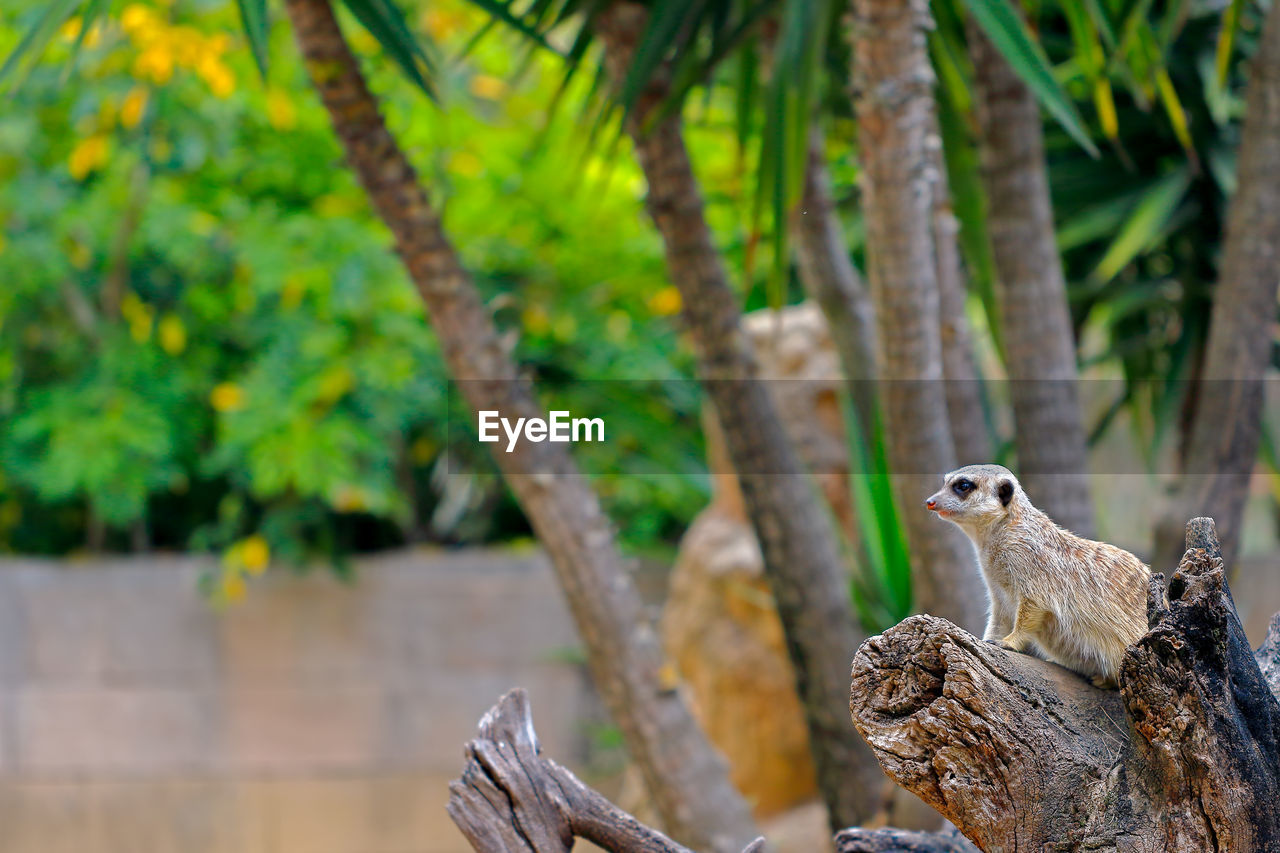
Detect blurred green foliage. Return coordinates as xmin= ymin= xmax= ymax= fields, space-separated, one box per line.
xmin=1 ymin=0 xmax=1269 ymax=610
xmin=0 ymin=0 xmax=761 ymax=583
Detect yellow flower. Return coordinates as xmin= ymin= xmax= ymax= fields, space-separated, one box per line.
xmin=280 ymin=275 xmax=305 ymax=310
xmin=350 ymin=29 xmax=377 ymax=53
xmin=121 ymin=292 xmax=154 ymax=342
xmin=133 ymin=46 xmax=174 ymax=84
xmin=68 ymin=240 xmax=92 ymax=269
xmin=238 ymin=535 xmax=270 ymax=576
xmin=332 ymin=484 xmax=368 ymax=513
xmin=59 ymin=16 xmax=83 ymax=42
xmin=410 ymin=435 xmax=436 ymax=464
xmin=121 ymin=290 xmax=148 ymax=322
xmin=449 ymin=150 xmax=483 ymax=178
xmin=68 ymin=134 xmax=110 ymax=180
xmin=422 ymin=8 xmax=464 ymax=40
xmin=120 ymin=86 xmax=149 ymax=129
xmin=169 ymin=25 xmax=204 ymax=65
xmin=468 ymin=74 xmax=507 ymax=100
xmin=189 ymin=210 xmax=218 ymax=236
xmin=197 ymin=56 xmax=235 ymax=98
xmin=220 ymin=570 xmax=247 ymax=603
xmin=121 ymin=4 xmax=155 ymax=35
xmin=315 ymin=194 xmax=358 ymax=217
xmin=0 ymin=499 xmax=20 ymax=532
xmin=158 ymin=314 xmax=186 ymax=354
xmin=522 ymin=304 xmax=551 ymax=335
xmin=129 ymin=314 xmax=153 ymax=343
xmin=649 ymin=286 xmax=683 ymax=316
xmin=606 ymin=311 xmax=632 ymax=341
xmin=210 ymin=382 xmax=245 ymax=412
xmin=266 ymin=88 xmax=297 ymax=130
xmin=316 ymin=365 xmax=354 ymax=403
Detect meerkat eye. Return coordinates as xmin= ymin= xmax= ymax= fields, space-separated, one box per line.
xmin=952 ymin=478 xmax=974 ymax=497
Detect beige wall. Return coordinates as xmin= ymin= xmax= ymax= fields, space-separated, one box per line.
xmin=0 ymin=549 xmax=594 ymax=852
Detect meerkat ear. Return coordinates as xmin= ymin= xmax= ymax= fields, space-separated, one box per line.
xmin=997 ymin=480 xmax=1015 ymax=507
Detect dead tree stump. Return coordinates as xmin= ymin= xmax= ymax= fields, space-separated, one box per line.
xmin=850 ymin=517 xmax=1280 ymax=851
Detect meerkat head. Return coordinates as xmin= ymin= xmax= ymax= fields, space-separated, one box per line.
xmin=924 ymin=464 xmax=1022 ymax=535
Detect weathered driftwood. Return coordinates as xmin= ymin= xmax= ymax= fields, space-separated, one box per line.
xmin=850 ymin=517 xmax=1280 ymax=851
xmin=448 ymin=688 xmax=955 ymax=853
xmin=834 ymin=826 xmax=978 ymax=853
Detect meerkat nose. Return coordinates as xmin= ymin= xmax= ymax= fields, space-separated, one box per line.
xmin=925 ymin=498 xmax=937 ymax=511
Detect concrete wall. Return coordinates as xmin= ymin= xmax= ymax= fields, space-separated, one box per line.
xmin=0 ymin=549 xmax=595 ymax=853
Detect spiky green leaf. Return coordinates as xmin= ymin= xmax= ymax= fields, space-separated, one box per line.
xmin=961 ymin=0 xmax=1100 ymax=156
xmin=0 ymin=0 xmax=83 ymax=86
xmin=339 ymin=0 xmax=435 ymax=97
xmin=1091 ymin=168 xmax=1191 ymax=282
xmin=235 ymin=0 xmax=270 ymax=79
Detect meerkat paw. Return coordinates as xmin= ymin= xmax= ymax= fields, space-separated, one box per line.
xmin=995 ymin=633 xmax=1025 ymax=653
xmin=1091 ymin=674 xmax=1118 ymax=690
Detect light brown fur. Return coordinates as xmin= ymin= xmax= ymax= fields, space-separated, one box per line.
xmin=925 ymin=464 xmax=1149 ymax=688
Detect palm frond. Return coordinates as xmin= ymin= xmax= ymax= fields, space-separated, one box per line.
xmin=339 ymin=0 xmax=436 ymax=97
xmin=235 ymin=0 xmax=270 ymax=79
xmin=961 ymin=0 xmax=1100 ymax=156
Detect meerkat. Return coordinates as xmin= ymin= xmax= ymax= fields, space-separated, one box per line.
xmin=924 ymin=464 xmax=1150 ymax=688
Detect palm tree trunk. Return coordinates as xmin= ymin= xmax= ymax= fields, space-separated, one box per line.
xmin=596 ymin=3 xmax=885 ymax=830
xmin=967 ymin=22 xmax=1095 ymax=537
xmin=1153 ymin=1 xmax=1280 ymax=572
xmin=927 ymin=114 xmax=991 ymax=465
xmin=851 ymin=0 xmax=988 ymax=631
xmin=794 ymin=127 xmax=879 ymax=439
xmin=282 ymin=1 xmax=758 ymax=849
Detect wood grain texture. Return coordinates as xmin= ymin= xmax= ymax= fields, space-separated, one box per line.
xmin=449 ymin=689 xmax=978 ymax=853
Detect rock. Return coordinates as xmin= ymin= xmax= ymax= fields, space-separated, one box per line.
xmin=662 ymin=302 xmax=849 ymax=819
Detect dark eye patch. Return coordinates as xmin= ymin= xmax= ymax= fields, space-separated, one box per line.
xmin=952 ymin=478 xmax=975 ymax=499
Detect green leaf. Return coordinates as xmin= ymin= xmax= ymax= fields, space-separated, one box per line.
xmin=733 ymin=36 xmax=758 ymax=152
xmin=0 ymin=0 xmax=83 ymax=87
xmin=66 ymin=0 xmax=110 ymax=78
xmin=458 ymin=0 xmax=563 ymax=57
xmin=1091 ymin=168 xmax=1191 ymax=282
xmin=617 ymin=0 xmax=700 ymax=119
xmin=843 ymin=392 xmax=912 ymax=628
xmin=339 ymin=0 xmax=435 ymax=97
xmin=1215 ymin=0 xmax=1247 ymax=88
xmin=1082 ymin=0 xmax=1117 ymax=50
xmin=933 ymin=42 xmax=1005 ymax=361
xmin=235 ymin=0 xmax=271 ymax=80
xmin=961 ymin=0 xmax=1100 ymax=157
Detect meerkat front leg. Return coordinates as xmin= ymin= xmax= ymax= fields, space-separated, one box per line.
xmin=984 ymin=586 xmax=1016 ymax=643
xmin=998 ymin=598 xmax=1047 ymax=654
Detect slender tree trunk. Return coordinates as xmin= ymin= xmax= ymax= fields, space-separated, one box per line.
xmin=850 ymin=0 xmax=988 ymax=631
xmin=282 ymin=2 xmax=758 ymax=849
xmin=1153 ymin=1 xmax=1280 ymax=572
xmin=596 ymin=3 xmax=886 ymax=830
xmin=967 ymin=23 xmax=1096 ymax=537
xmin=793 ymin=127 xmax=879 ymax=438
xmin=927 ymin=117 xmax=990 ymax=465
